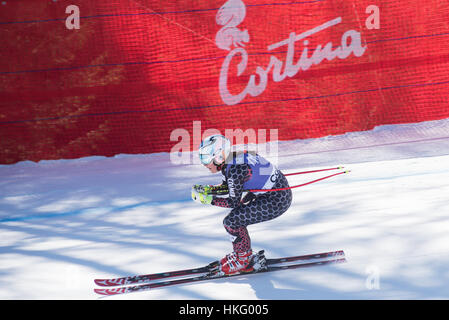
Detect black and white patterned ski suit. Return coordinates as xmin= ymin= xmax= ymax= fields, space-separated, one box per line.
xmin=211 ymin=156 xmax=292 ymax=253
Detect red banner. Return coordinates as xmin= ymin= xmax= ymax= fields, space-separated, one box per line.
xmin=1 ymin=0 xmax=449 ymax=164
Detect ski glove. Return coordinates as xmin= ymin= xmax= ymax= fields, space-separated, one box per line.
xmin=192 ymin=184 xmax=229 ymax=195
xmin=191 ymin=186 xmax=213 ymax=205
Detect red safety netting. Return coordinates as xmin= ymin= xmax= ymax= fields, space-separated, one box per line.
xmin=1 ymin=0 xmax=449 ymax=164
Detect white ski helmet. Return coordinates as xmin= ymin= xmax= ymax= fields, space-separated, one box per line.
xmin=199 ymin=134 xmax=231 ymax=165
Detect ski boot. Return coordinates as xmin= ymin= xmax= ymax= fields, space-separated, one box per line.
xmin=214 ymin=250 xmax=267 ymax=276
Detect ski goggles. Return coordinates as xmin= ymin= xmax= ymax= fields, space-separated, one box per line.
xmin=199 ymin=153 xmax=213 ymax=165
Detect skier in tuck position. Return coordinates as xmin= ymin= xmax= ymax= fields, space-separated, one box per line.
xmin=191 ymin=134 xmax=292 ymax=276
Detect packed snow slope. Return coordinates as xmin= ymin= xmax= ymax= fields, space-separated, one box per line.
xmin=1 ymin=119 xmax=449 ymax=299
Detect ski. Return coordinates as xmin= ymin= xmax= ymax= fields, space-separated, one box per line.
xmin=94 ymin=257 xmax=346 ymax=296
xmin=94 ymin=261 xmax=219 ymax=287
xmin=266 ymin=249 xmax=344 ymax=265
xmin=94 ymin=249 xmax=344 ymax=287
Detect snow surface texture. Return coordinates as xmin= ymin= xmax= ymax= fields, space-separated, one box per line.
xmin=1 ymin=118 xmax=449 ymax=299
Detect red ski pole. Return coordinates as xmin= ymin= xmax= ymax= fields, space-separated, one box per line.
xmin=247 ymin=170 xmax=350 ymax=193
xmin=284 ymin=166 xmax=344 ymax=177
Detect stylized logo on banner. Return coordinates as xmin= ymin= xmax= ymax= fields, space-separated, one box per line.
xmin=215 ymin=0 xmax=368 ymax=106
xmin=215 ymin=0 xmax=250 ymax=51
